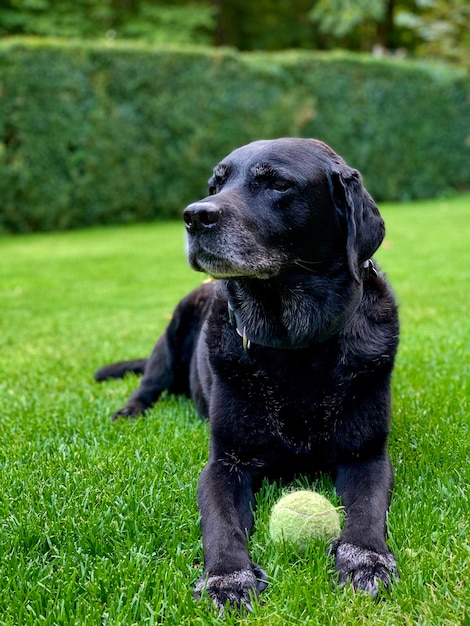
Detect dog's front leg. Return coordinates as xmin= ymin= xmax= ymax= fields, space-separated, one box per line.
xmin=194 ymin=458 xmax=268 ymax=614
xmin=332 ymin=453 xmax=398 ymax=597
xmin=110 ymin=335 xmax=173 ymax=420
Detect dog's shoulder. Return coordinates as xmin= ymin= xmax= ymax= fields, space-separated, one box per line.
xmin=341 ymin=267 xmax=399 ymax=371
xmin=166 ymin=280 xmax=216 ymax=349
xmin=172 ymin=280 xmax=215 ymax=321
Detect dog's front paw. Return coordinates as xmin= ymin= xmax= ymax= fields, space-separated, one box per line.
xmin=194 ymin=564 xmax=268 ymax=615
xmin=331 ymin=541 xmax=398 ymax=597
xmin=111 ymin=401 xmax=147 ymax=420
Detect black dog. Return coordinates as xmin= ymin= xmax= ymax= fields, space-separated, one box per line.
xmin=95 ymin=138 xmax=399 ymax=613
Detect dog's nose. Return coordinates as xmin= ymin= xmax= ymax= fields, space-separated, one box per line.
xmin=184 ymin=202 xmax=221 ymax=234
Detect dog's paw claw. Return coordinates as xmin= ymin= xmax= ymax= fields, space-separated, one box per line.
xmin=331 ymin=541 xmax=398 ymax=597
xmin=194 ymin=564 xmax=268 ymax=615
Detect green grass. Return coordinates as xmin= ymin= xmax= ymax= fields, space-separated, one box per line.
xmin=0 ymin=195 xmax=469 ymax=625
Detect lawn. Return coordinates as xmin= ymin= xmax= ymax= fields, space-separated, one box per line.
xmin=0 ymin=194 xmax=468 ymax=625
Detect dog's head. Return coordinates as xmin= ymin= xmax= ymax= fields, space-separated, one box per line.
xmin=184 ymin=138 xmax=384 ymax=283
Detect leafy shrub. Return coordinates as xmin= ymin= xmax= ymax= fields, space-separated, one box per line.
xmin=282 ymin=51 xmax=470 ymax=200
xmin=0 ymin=38 xmax=469 ymax=232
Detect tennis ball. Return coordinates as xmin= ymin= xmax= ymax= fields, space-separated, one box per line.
xmin=269 ymin=490 xmax=341 ymax=553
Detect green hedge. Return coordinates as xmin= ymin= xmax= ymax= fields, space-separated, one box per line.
xmin=1 ymin=38 xmax=469 ymax=232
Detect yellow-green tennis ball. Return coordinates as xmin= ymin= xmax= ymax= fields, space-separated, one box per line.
xmin=269 ymin=490 xmax=341 ymax=553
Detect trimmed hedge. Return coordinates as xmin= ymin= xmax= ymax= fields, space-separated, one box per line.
xmin=1 ymin=38 xmax=469 ymax=232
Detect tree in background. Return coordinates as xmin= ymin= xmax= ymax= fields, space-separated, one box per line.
xmin=395 ymin=0 xmax=470 ymax=66
xmin=211 ymin=0 xmax=319 ymax=50
xmin=310 ymin=0 xmax=469 ymax=65
xmin=310 ymin=0 xmax=399 ymax=51
xmin=0 ymin=0 xmax=468 ymax=66
xmin=0 ymin=0 xmax=214 ymax=44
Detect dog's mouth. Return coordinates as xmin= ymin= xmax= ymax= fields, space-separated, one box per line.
xmin=187 ymin=248 xmax=281 ymax=280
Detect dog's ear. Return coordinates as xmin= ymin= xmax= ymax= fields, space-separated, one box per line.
xmin=329 ymin=166 xmax=385 ymax=283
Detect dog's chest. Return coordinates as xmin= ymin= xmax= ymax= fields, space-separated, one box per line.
xmin=215 ymin=344 xmax=348 ymax=453
xmin=262 ymin=386 xmax=344 ymax=455
xmin=263 ymin=370 xmax=341 ymax=439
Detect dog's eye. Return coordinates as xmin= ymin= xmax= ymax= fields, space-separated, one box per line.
xmin=270 ymin=180 xmax=291 ymax=192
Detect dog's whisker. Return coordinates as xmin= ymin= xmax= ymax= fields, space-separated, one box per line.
xmin=293 ymin=259 xmax=322 ymax=273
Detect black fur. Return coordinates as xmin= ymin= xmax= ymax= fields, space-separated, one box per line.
xmin=95 ymin=138 xmax=399 ymax=612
